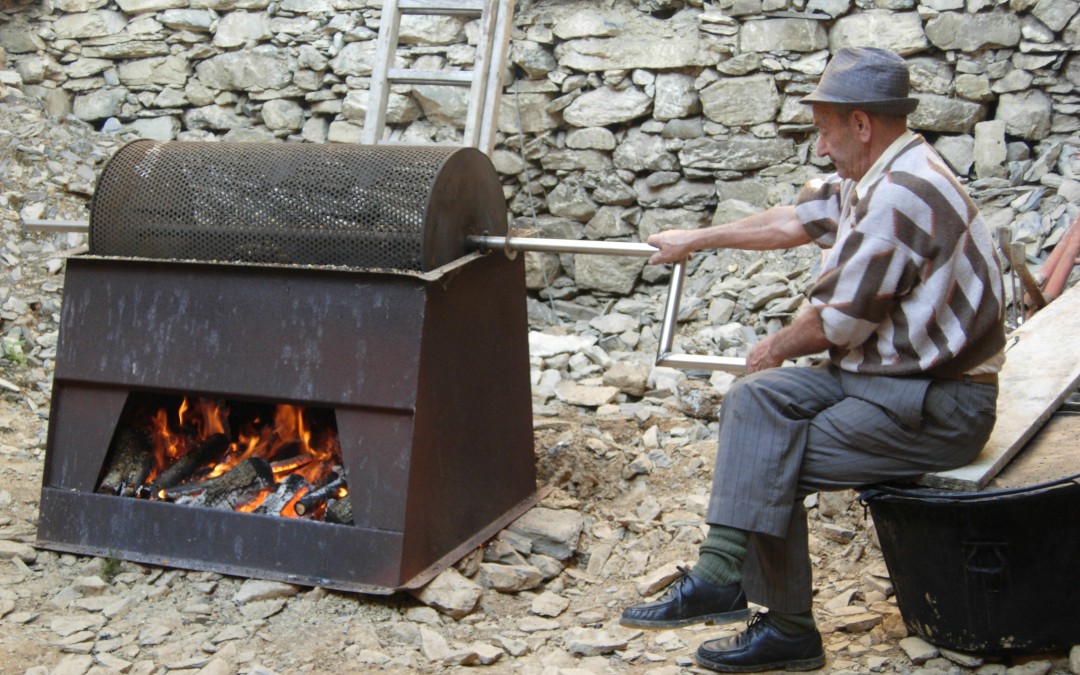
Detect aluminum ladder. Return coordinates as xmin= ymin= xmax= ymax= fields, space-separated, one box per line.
xmin=362 ymin=0 xmax=514 ymax=156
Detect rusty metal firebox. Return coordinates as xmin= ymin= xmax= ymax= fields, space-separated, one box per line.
xmin=36 ymin=141 xmax=539 ymax=593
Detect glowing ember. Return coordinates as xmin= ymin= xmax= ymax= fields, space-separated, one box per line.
xmin=97 ymin=395 xmax=350 ymax=523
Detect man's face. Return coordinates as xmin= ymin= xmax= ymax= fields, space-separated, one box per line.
xmin=812 ymin=104 xmax=864 ymax=180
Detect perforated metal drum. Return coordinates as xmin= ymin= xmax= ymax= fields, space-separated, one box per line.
xmin=89 ymin=141 xmax=508 ymax=272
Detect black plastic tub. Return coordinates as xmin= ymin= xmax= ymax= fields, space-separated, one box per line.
xmin=860 ymin=475 xmax=1080 ymax=653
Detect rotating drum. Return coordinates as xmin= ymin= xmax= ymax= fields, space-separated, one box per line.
xmin=89 ymin=140 xmax=508 ymax=273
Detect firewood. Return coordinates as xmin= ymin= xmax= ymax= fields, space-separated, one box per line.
xmin=151 ymin=433 xmax=229 ymax=493
xmin=177 ymin=457 xmax=275 ymax=510
xmin=293 ymin=473 xmax=347 ymax=516
xmin=324 ymin=497 xmax=353 ymax=525
xmin=254 ymin=474 xmax=307 ymax=516
xmin=98 ymin=428 xmax=153 ymax=497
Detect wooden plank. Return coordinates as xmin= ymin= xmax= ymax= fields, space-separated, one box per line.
xmin=920 ymin=281 xmax=1080 ymax=491
xmin=387 ymin=69 xmax=474 ymax=86
xmin=460 ymin=0 xmax=498 ymax=149
xmin=400 ymin=0 xmax=484 ymax=15
xmin=362 ymin=0 xmax=402 ymax=145
xmin=478 ymin=0 xmax=514 ymax=155
xmin=989 ymin=409 xmax=1080 ymax=490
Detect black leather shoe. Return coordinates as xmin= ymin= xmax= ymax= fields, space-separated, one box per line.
xmin=695 ymin=613 xmax=826 ymax=673
xmin=620 ymin=567 xmax=749 ymax=629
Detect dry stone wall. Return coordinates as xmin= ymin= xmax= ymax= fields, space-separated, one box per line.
xmin=1 ymin=0 xmax=1079 ymax=300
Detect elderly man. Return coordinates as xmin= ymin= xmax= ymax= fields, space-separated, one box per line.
xmin=620 ymin=48 xmax=1005 ymax=672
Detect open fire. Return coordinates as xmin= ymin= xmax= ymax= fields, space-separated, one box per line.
xmin=97 ymin=394 xmax=351 ymax=524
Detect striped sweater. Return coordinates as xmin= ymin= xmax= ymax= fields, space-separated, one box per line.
xmin=794 ymin=134 xmax=1005 ymax=376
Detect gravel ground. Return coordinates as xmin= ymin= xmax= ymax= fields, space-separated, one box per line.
xmin=1 ymin=83 xmax=1078 ymax=675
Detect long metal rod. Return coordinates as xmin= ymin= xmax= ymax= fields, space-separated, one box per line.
xmin=469 ymin=235 xmax=747 ymax=374
xmin=470 ymin=235 xmax=656 ymax=257
xmin=23 ymin=219 xmax=89 ymax=233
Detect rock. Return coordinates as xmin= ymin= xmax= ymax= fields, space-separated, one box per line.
xmin=899 ymin=635 xmax=939 ymax=664
xmin=829 ymin=11 xmax=930 ymax=54
xmin=1006 ymin=661 xmax=1054 ymax=675
xmin=419 ymin=625 xmax=453 ymax=662
xmin=996 ymin=90 xmax=1054 ymax=140
xmin=739 ymin=19 xmax=827 ymax=53
xmin=563 ymin=627 xmax=630 ymax=656
xmin=909 ymin=94 xmax=986 ymax=133
xmin=939 ymin=647 xmax=984 ymax=667
xmin=839 ymin=612 xmax=882 ymax=632
xmin=679 ymin=136 xmax=796 ymax=172
xmin=411 ymin=568 xmax=483 ymax=619
xmin=50 ymin=615 xmax=105 ymax=637
xmin=232 ymin=580 xmax=300 ymax=604
xmin=195 ymin=48 xmax=294 ymax=91
xmin=555 ymin=15 xmax=729 ymax=71
xmin=73 ymin=576 xmax=108 ymax=596
xmin=547 ymin=181 xmax=597 ymax=222
xmin=632 ymin=561 xmax=685 ymax=596
xmin=529 ymin=332 xmax=597 ymax=358
xmin=566 ymin=127 xmax=616 ymax=151
xmin=195 ymin=659 xmax=231 ymax=675
xmin=50 ymin=655 xmax=95 ymax=675
xmin=239 ymin=598 xmax=286 ymax=620
xmin=603 ymin=360 xmax=649 ymax=397
xmin=0 ymin=540 xmax=36 ymax=563
xmin=924 ymin=12 xmax=1022 ymax=51
xmin=820 ymin=523 xmax=857 ymax=544
xmin=531 ymin=590 xmax=571 ymax=617
xmin=975 ymin=120 xmax=1009 ymax=179
xmin=653 ymin=72 xmax=699 ymax=121
xmin=701 ymin=74 xmax=781 ymax=127
xmin=934 ymin=134 xmax=974 ymax=176
xmin=554 ymin=380 xmax=619 ymax=407
xmin=478 ymin=562 xmax=544 ymax=592
xmin=552 ymin=8 xmax=623 ymax=40
xmin=498 ymin=92 xmax=560 ymax=134
xmin=562 ymin=86 xmax=652 ymax=127
xmin=507 ymin=507 xmax=584 ymax=561
xmin=518 ymin=616 xmax=560 ymax=632
xmin=573 ymin=254 xmax=646 ymax=295
xmin=614 ymin=128 xmax=678 ymax=173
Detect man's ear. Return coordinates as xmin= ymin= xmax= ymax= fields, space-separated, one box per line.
xmin=851 ymin=110 xmax=873 ymax=143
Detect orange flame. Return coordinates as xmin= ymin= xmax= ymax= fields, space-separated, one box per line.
xmin=134 ymin=398 xmax=343 ymax=519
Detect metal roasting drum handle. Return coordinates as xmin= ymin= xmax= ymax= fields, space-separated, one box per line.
xmin=469 ymin=235 xmax=747 ymax=375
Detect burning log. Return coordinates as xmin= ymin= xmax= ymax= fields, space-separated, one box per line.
xmin=294 ymin=472 xmax=347 ymax=516
xmin=324 ymin=497 xmax=353 ymax=525
xmin=151 ymin=433 xmax=230 ymax=493
xmin=255 ymin=474 xmax=307 ymax=516
xmin=176 ymin=457 xmax=275 ymax=511
xmin=98 ymin=429 xmax=153 ymax=497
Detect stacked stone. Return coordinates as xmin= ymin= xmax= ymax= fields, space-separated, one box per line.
xmin=2 ymin=0 xmax=1079 ymax=329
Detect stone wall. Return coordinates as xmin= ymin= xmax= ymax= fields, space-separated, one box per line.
xmin=1 ymin=0 xmax=1079 ymax=298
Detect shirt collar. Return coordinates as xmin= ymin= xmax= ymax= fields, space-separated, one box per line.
xmin=855 ymin=129 xmax=916 ymax=200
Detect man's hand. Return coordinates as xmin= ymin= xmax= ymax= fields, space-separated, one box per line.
xmin=746 ymin=334 xmax=784 ymax=373
xmin=646 ymin=230 xmax=696 ymax=265
xmin=744 ymin=306 xmax=832 ymax=373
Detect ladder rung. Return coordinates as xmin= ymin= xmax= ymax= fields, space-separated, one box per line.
xmin=399 ymin=0 xmax=484 ymax=16
xmin=387 ymin=69 xmax=474 ymax=86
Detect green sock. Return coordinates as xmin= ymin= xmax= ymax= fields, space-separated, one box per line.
xmin=767 ymin=610 xmax=817 ymax=635
xmin=691 ymin=525 xmax=749 ymax=587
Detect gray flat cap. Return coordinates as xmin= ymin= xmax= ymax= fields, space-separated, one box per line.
xmin=801 ymin=47 xmax=918 ymax=116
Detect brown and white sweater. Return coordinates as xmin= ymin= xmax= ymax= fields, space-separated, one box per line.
xmin=794 ymin=132 xmax=1005 ymax=377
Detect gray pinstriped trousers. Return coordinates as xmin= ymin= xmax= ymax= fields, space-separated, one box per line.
xmin=706 ymin=365 xmax=997 ymax=613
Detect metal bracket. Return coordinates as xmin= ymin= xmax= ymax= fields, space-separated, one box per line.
xmin=656 ymin=261 xmax=746 ymax=373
